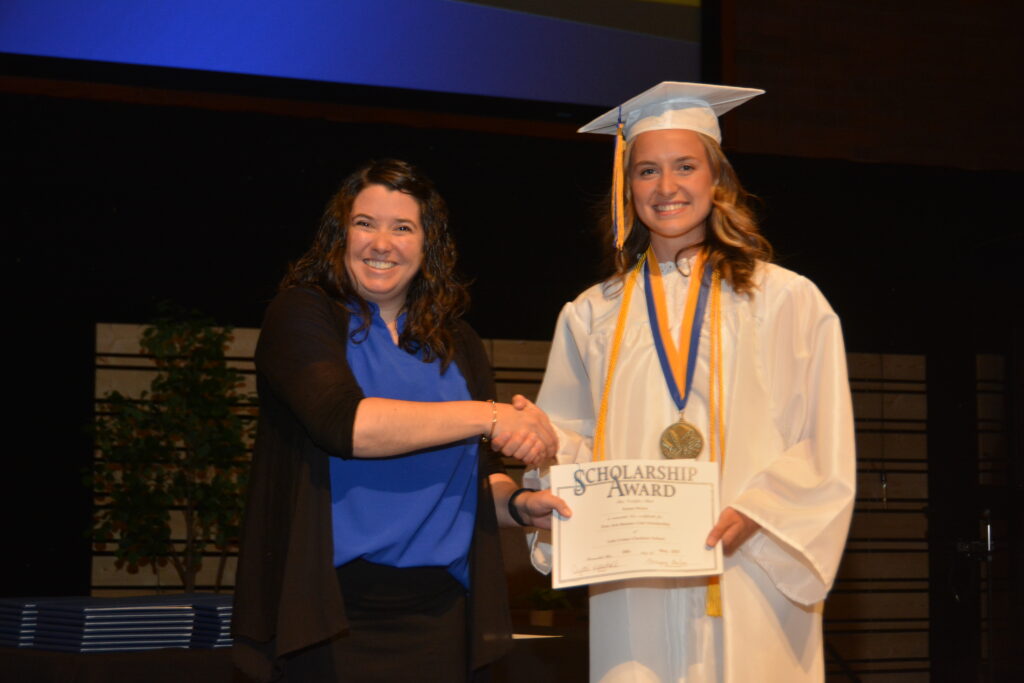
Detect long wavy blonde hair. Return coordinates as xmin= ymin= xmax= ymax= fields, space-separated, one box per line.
xmin=605 ymin=133 xmax=772 ymax=296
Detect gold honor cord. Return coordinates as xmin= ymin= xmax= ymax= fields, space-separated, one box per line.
xmin=706 ymin=268 xmax=725 ymax=617
xmin=593 ymin=255 xmax=646 ymax=462
xmin=708 ymin=269 xmax=726 ymax=466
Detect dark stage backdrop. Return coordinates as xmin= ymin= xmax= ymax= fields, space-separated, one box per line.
xmin=8 ymin=90 xmax=1022 ymax=345
xmin=4 ymin=88 xmax=1022 ymax=598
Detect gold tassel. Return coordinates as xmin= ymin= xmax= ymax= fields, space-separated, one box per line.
xmin=611 ymin=121 xmax=627 ymax=250
xmin=706 ymin=576 xmax=722 ymax=617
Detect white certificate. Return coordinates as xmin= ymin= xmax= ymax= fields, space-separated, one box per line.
xmin=549 ymin=459 xmax=723 ymax=589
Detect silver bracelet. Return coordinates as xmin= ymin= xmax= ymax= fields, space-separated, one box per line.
xmin=481 ymin=399 xmax=497 ymax=443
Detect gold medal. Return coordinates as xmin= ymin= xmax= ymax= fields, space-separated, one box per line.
xmin=660 ymin=418 xmax=704 ymax=459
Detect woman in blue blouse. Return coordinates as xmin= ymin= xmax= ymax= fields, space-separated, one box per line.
xmin=233 ymin=159 xmax=570 ymax=682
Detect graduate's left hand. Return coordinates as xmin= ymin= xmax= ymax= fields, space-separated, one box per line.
xmin=706 ymin=507 xmax=760 ymax=556
xmin=517 ymin=489 xmax=572 ymax=530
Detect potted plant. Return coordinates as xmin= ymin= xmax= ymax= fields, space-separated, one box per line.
xmin=527 ymin=587 xmax=572 ymax=627
xmin=91 ymin=307 xmax=253 ymax=593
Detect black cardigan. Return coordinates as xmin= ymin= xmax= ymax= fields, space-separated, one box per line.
xmin=232 ymin=287 xmax=512 ymax=681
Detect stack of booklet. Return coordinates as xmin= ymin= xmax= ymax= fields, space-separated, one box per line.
xmin=190 ymin=594 xmax=233 ymax=649
xmin=0 ymin=595 xmax=234 ymax=653
xmin=0 ymin=597 xmax=41 ymax=648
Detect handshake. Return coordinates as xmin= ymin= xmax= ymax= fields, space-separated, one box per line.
xmin=486 ymin=394 xmax=558 ymax=467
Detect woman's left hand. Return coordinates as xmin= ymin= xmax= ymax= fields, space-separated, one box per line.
xmin=705 ymin=507 xmax=760 ymax=556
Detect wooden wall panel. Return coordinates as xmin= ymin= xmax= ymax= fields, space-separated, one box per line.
xmin=829 ymin=631 xmax=929 ymax=661
xmin=827 ymin=590 xmax=928 ymax=621
xmin=829 ymin=353 xmax=930 ymax=680
xmin=856 ymin=432 xmax=927 ymax=461
xmin=489 ymin=338 xmax=549 ymax=403
xmin=488 ymin=338 xmax=552 ymax=370
xmin=91 ymin=555 xmax=237 ymax=591
xmin=849 ymin=512 xmax=927 ymax=540
xmin=856 ymin=472 xmax=926 ymax=501
xmin=837 ymin=552 xmax=928 ymax=581
xmin=728 ymin=0 xmax=1022 ymax=170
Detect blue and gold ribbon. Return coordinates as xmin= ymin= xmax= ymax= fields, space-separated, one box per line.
xmin=643 ymin=247 xmax=711 ymax=413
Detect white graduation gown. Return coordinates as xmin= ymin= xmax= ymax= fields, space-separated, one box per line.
xmin=526 ymin=259 xmax=856 ymax=683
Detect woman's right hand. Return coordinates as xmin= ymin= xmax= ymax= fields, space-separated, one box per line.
xmin=489 ymin=395 xmax=558 ymax=466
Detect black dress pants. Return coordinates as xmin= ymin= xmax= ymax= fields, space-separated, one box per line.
xmin=279 ymin=560 xmax=468 ymax=682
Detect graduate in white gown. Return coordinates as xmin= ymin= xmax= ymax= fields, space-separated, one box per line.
xmin=525 ymin=82 xmax=856 ymax=683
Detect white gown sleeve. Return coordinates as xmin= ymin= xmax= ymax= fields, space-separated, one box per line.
xmin=730 ymin=275 xmax=857 ymax=606
xmin=524 ymin=300 xmax=597 ymax=573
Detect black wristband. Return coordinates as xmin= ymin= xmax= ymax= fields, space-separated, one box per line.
xmin=507 ymin=487 xmax=537 ymax=527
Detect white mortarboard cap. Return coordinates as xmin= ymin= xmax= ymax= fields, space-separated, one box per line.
xmin=579 ymin=81 xmax=764 ymax=143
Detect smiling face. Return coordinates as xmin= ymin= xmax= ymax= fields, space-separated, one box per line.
xmin=629 ymin=128 xmax=715 ymax=262
xmin=344 ymin=184 xmax=425 ymax=321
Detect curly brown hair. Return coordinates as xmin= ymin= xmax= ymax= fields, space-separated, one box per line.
xmin=282 ymin=159 xmax=469 ymax=368
xmin=603 ymin=133 xmax=772 ymax=296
